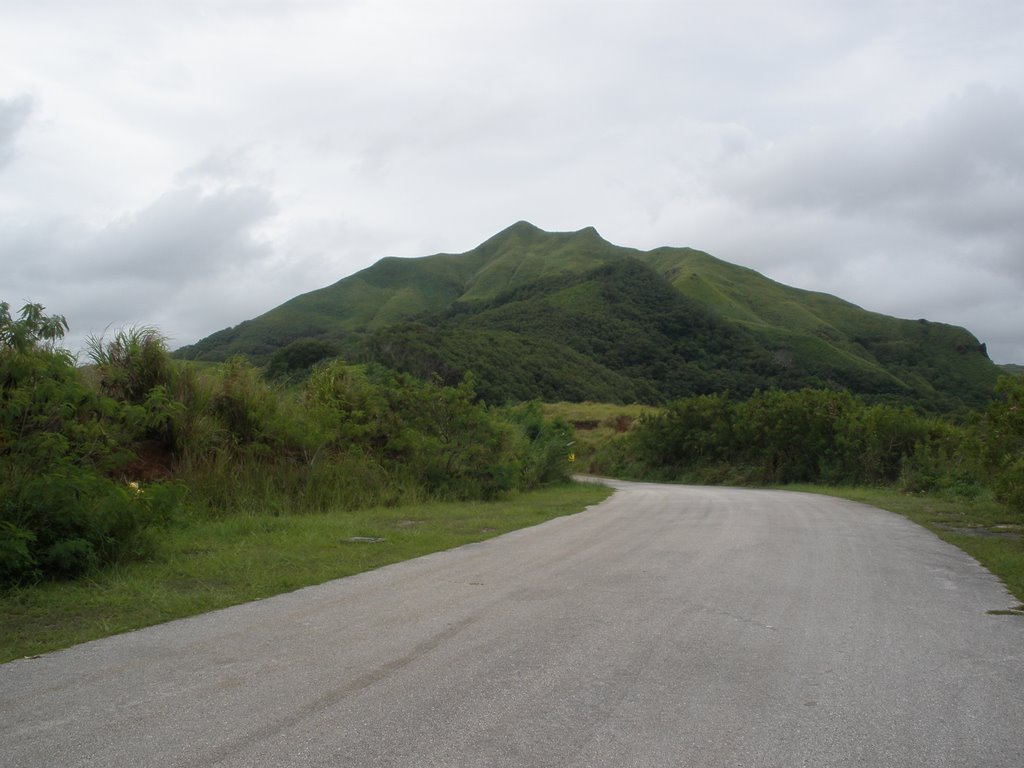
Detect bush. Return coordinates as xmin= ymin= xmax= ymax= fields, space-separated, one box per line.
xmin=833 ymin=403 xmax=929 ymax=485
xmin=1 ymin=304 xmax=182 ymax=585
xmin=211 ymin=356 xmax=280 ymax=446
xmin=994 ymin=457 xmax=1024 ymax=512
xmin=987 ymin=375 xmax=1024 ymax=513
xmin=502 ymin=402 xmax=575 ymax=488
xmin=2 ymin=468 xmax=185 ymax=584
xmin=41 ymin=538 xmax=99 ymax=580
xmin=0 ymin=522 xmax=36 ymax=584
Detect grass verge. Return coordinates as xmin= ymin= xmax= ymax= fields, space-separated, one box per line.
xmin=0 ymin=482 xmax=613 ymax=663
xmin=789 ymin=485 xmax=1024 ymax=607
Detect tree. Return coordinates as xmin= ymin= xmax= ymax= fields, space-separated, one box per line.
xmin=0 ymin=301 xmax=69 ymax=357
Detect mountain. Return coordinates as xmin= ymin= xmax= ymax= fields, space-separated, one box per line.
xmin=175 ymin=222 xmax=1001 ymax=410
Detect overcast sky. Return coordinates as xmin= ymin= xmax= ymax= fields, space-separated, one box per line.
xmin=2 ymin=0 xmax=1022 ymax=363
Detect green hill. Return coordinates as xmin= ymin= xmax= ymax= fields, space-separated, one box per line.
xmin=175 ymin=222 xmax=1001 ymax=410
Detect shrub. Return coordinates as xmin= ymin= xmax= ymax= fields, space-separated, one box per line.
xmin=987 ymin=375 xmax=1024 ymax=513
xmin=2 ymin=467 xmax=185 ymax=584
xmin=994 ymin=457 xmax=1024 ymax=513
xmin=0 ymin=522 xmax=37 ymax=584
xmin=1 ymin=303 xmax=181 ymax=584
xmin=211 ymin=356 xmax=279 ymax=446
xmin=834 ymin=403 xmax=930 ymax=485
xmin=899 ymin=425 xmax=982 ymax=498
xmin=502 ymin=402 xmax=576 ymax=488
xmin=41 ymin=538 xmax=99 ymax=580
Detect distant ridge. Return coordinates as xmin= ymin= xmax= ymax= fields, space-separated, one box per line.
xmin=176 ymin=223 xmax=1000 ymax=410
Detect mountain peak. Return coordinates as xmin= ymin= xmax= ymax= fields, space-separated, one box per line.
xmin=509 ymin=219 xmax=541 ymax=232
xmin=496 ymin=220 xmax=543 ymax=238
xmin=491 ymin=221 xmax=603 ymax=242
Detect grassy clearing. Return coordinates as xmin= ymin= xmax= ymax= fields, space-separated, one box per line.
xmin=541 ymin=401 xmax=653 ymax=463
xmin=790 ymin=485 xmax=1024 ymax=606
xmin=0 ymin=482 xmax=612 ymax=663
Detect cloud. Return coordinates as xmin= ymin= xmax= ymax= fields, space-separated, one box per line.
xmin=719 ymin=86 xmax=1024 ymax=221
xmin=0 ymin=94 xmax=32 ymax=168
xmin=84 ymin=184 xmax=276 ymax=281
xmin=2 ymin=182 xmax=279 ymax=352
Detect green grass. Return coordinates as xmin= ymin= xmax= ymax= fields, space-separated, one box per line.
xmin=0 ymin=482 xmax=612 ymax=663
xmin=788 ymin=485 xmax=1024 ymax=606
xmin=542 ymin=401 xmax=654 ymax=462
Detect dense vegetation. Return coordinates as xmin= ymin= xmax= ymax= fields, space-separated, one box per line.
xmin=591 ymin=383 xmax=1024 ymax=516
xmin=176 ymin=222 xmax=1001 ymax=412
xmin=0 ymin=302 xmax=575 ymax=586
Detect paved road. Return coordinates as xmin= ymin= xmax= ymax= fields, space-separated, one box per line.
xmin=2 ymin=481 xmax=1022 ymax=767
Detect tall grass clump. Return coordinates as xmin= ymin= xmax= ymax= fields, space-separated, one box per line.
xmin=86 ymin=326 xmax=175 ymax=405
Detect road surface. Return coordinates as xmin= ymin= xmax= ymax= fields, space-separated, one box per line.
xmin=2 ymin=481 xmax=1022 ymax=767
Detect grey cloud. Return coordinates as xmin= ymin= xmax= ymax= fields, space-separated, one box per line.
xmin=2 ymin=182 xmax=279 ymax=352
xmin=1 ymin=216 xmax=86 ymax=282
xmin=724 ymin=86 xmax=1024 ymax=226
xmin=82 ymin=184 xmax=276 ymax=281
xmin=0 ymin=94 xmax=32 ymax=168
xmin=176 ymin=147 xmax=262 ymax=186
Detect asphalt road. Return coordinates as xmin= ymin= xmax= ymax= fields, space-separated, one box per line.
xmin=2 ymin=481 xmax=1022 ymax=767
